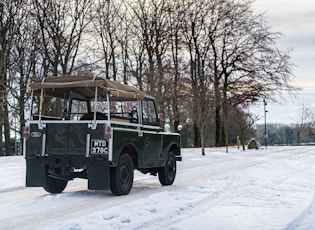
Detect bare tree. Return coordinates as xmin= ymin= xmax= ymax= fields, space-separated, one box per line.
xmin=0 ymin=0 xmax=25 ymax=155
xmin=228 ymin=107 xmax=259 ymax=150
xmin=117 ymin=3 xmax=131 ymax=84
xmin=160 ymin=1 xmax=183 ymax=130
xmin=119 ymin=1 xmax=146 ymax=89
xmin=127 ymin=0 xmax=177 ymax=124
xmin=180 ymin=0 xmax=214 ymax=147
xmin=189 ymin=88 xmax=214 ymax=155
xmin=93 ymin=0 xmax=122 ymax=80
xmin=293 ymin=99 xmax=314 ymax=145
xmin=8 ymin=2 xmax=40 ymax=152
xmin=33 ymin=0 xmax=95 ymax=76
xmin=205 ymin=0 xmax=294 ymax=147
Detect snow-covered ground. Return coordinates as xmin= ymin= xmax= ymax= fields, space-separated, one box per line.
xmin=1 ymin=146 xmax=315 ymax=230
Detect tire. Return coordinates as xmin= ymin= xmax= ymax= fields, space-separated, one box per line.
xmin=158 ymin=151 xmax=177 ymax=186
xmin=44 ymin=176 xmax=68 ymax=194
xmin=110 ymin=153 xmax=134 ymax=196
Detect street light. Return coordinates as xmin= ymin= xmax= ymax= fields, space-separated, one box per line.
xmin=263 ymin=98 xmax=268 ymax=149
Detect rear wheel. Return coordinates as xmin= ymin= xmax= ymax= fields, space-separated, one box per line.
xmin=44 ymin=176 xmax=68 ymax=194
xmin=110 ymin=153 xmax=134 ymax=196
xmin=159 ymin=151 xmax=176 ymax=185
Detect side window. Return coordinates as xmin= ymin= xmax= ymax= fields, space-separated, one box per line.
xmin=70 ymin=99 xmax=88 ymax=120
xmin=91 ymin=100 xmax=108 ymax=114
xmin=142 ymin=99 xmax=158 ymax=123
xmin=110 ymin=100 xmax=138 ymax=119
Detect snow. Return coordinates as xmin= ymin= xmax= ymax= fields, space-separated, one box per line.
xmin=1 ymin=146 xmax=315 ymax=229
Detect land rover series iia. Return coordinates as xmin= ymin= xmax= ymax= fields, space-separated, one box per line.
xmin=23 ymin=76 xmax=181 ymax=196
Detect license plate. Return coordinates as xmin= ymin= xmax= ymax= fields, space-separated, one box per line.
xmin=91 ymin=140 xmax=109 ymax=154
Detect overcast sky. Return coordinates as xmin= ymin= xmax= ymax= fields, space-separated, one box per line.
xmin=251 ymin=0 xmax=315 ymax=124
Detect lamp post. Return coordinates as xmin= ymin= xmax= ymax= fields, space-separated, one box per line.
xmin=263 ymin=98 xmax=268 ymax=149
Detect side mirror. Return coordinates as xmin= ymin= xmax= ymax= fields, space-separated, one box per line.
xmin=177 ymin=125 xmax=183 ymax=132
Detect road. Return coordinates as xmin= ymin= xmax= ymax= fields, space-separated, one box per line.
xmin=1 ymin=146 xmax=315 ymax=229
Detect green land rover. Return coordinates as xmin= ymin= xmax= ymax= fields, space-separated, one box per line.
xmin=23 ymin=76 xmax=181 ymax=196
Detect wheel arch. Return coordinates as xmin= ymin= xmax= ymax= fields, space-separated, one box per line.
xmin=120 ymin=144 xmax=138 ymax=169
xmin=169 ymin=143 xmax=180 ymax=156
xmin=168 ymin=143 xmax=181 ymax=161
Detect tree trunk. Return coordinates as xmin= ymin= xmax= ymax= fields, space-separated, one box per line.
xmin=215 ymin=106 xmax=221 ymax=146
xmin=0 ymin=111 xmax=3 ymax=156
xmin=297 ymin=132 xmax=300 ymax=146
xmin=3 ymin=98 xmax=11 ymax=155
xmin=201 ymin=127 xmax=205 ymax=155
xmin=194 ymin=123 xmax=201 ymax=147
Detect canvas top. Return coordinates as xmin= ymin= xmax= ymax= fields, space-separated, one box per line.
xmin=29 ymin=75 xmax=149 ymax=99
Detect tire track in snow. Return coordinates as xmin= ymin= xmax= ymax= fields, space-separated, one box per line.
xmin=285 ymin=153 xmax=315 ymax=230
xmin=1 ymin=146 xmax=315 ymax=229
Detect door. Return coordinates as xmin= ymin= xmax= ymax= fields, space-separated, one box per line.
xmin=142 ymin=130 xmax=163 ymax=168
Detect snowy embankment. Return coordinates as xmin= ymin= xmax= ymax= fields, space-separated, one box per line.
xmin=1 ymin=146 xmax=315 ymax=230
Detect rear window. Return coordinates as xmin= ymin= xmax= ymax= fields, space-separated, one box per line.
xmin=31 ymin=95 xmax=66 ymax=119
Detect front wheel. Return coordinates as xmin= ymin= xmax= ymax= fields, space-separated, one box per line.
xmin=44 ymin=176 xmax=68 ymax=194
xmin=110 ymin=153 xmax=134 ymax=196
xmin=158 ymin=151 xmax=177 ymax=186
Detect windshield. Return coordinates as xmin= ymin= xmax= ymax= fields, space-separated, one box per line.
xmin=142 ymin=98 xmax=158 ymax=123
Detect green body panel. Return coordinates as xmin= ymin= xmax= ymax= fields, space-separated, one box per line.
xmin=46 ymin=123 xmax=87 ymax=155
xmin=111 ymin=127 xmax=180 ymax=168
xmin=162 ymin=133 xmax=181 ymax=152
xmin=26 ymin=122 xmax=105 ymax=156
xmin=141 ymin=131 xmax=163 ymax=168
xmin=26 ymin=124 xmax=45 ymax=156
xmin=112 ymin=128 xmax=163 ymax=168
xmin=26 ymin=122 xmax=180 ymax=167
